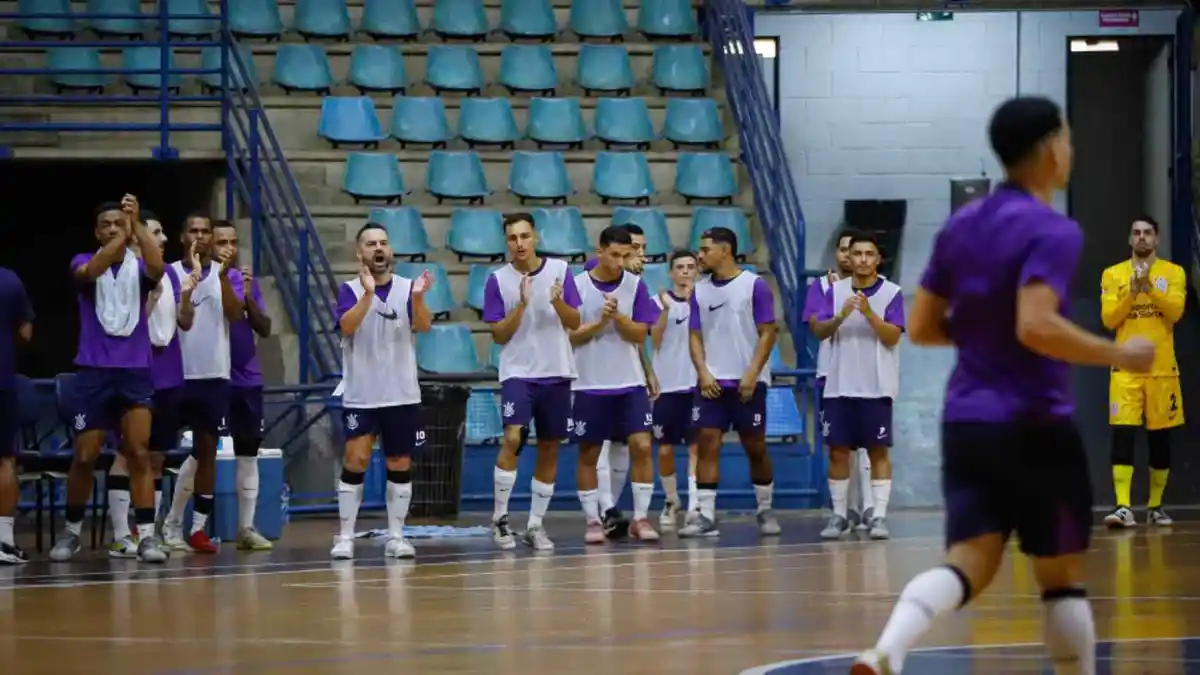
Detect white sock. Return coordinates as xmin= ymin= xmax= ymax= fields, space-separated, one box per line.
xmin=337 ymin=479 xmax=364 ymax=540
xmin=66 ymin=520 xmax=82 ymax=536
xmin=597 ymin=441 xmax=614 ymax=511
xmin=493 ymin=467 xmax=516 ymax=521
xmin=108 ymin=488 xmax=131 ymax=541
xmin=191 ymin=502 xmax=210 ymax=535
xmin=876 ymin=566 xmax=967 ymax=672
xmin=829 ymin=478 xmax=850 ymax=518
xmin=166 ymin=455 xmax=198 ymax=526
xmin=847 ymin=452 xmax=861 ymax=515
xmin=154 ymin=490 xmax=162 ymax=518
xmin=0 ymin=516 xmax=13 ymax=545
xmin=1044 ymin=594 xmax=1096 ymax=675
xmin=528 ymin=479 xmax=554 ymax=529
xmin=236 ymin=456 xmax=260 ymax=532
xmin=608 ymin=442 xmax=630 ymax=504
xmin=661 ymin=473 xmax=679 ymax=506
xmin=858 ymin=449 xmax=875 ymax=510
xmin=632 ymin=482 xmax=653 ymax=520
xmin=687 ymin=474 xmax=697 ymax=511
xmin=137 ymin=519 xmax=157 ymax=540
xmin=871 ymin=479 xmax=892 ymax=519
xmin=578 ymin=489 xmax=600 ymax=523
xmin=386 ymin=480 xmax=413 ymax=539
xmin=697 ymin=488 xmax=716 ymax=521
xmin=753 ymin=482 xmax=773 ymax=513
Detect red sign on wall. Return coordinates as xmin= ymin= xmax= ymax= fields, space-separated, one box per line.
xmin=1099 ymin=10 xmax=1139 ymax=28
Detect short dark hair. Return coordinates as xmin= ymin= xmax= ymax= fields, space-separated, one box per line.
xmin=211 ymin=219 xmax=236 ymax=232
xmin=1133 ymin=216 xmax=1159 ymax=234
xmin=184 ymin=211 xmax=210 ymax=223
xmin=356 ymin=222 xmax=387 ymax=242
xmin=848 ymin=233 xmax=881 ymax=254
xmin=503 ymin=212 xmax=535 ymax=231
xmin=837 ymin=228 xmax=864 ymax=245
xmin=988 ymin=96 xmax=1064 ymax=168
xmin=700 ymin=227 xmax=739 ymax=257
xmin=668 ymin=249 xmax=697 ymax=267
xmin=140 ymin=208 xmax=158 ymax=224
xmin=620 ymin=223 xmax=645 ymax=237
xmin=598 ymin=225 xmax=633 ymax=248
xmin=94 ymin=201 xmax=122 ymax=219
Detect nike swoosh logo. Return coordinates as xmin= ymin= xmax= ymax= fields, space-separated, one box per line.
xmin=674 ymin=317 xmax=688 ymax=325
xmin=191 ymin=298 xmax=203 ymax=307
xmin=708 ymin=303 xmax=725 ymax=311
xmin=377 ymin=309 xmax=398 ymax=320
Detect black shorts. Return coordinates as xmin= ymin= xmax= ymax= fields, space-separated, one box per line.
xmin=942 ymin=419 xmax=1093 ymax=558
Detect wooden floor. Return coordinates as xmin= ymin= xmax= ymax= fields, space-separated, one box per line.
xmin=2 ymin=513 xmax=1200 ymax=675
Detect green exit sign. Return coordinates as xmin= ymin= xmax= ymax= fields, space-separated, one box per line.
xmin=916 ymin=11 xmax=954 ymax=21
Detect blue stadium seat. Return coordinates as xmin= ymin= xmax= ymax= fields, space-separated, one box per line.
xmin=676 ymin=152 xmax=737 ymax=204
xmin=348 ymin=44 xmax=407 ymax=95
xmin=272 ymin=44 xmax=334 ymax=94
xmin=499 ymin=45 xmax=557 ymax=95
xmin=459 ymin=98 xmax=520 ymax=149
xmin=466 ymin=264 xmax=501 ymax=314
xmin=509 ymin=151 xmax=571 ymax=205
xmin=741 ymin=263 xmax=759 ymax=273
xmin=487 ymin=342 xmax=502 ymax=367
xmin=425 ymin=45 xmax=484 ymax=95
xmin=501 ymin=0 xmax=556 ymax=40
xmin=640 ymin=263 xmax=671 ymax=295
xmin=689 ymin=207 xmax=754 ymax=258
xmin=526 ymin=98 xmax=587 ymax=150
xmin=86 ymin=0 xmax=142 ymax=37
xmin=369 ymin=207 xmax=433 ymax=260
xmin=577 ymin=45 xmax=633 ymax=96
xmin=123 ymin=47 xmax=182 ymax=93
xmin=229 ymin=0 xmax=284 ymax=40
xmin=569 ymin=0 xmax=627 ymax=40
xmin=653 ymin=44 xmax=708 ymax=95
xmin=431 ymin=0 xmax=488 ymax=40
xmin=663 ymin=98 xmax=723 ymax=149
xmin=765 ymin=388 xmax=804 ymax=439
xmin=593 ymin=152 xmax=654 ymax=205
xmin=47 ymin=47 xmax=110 ymax=93
xmin=294 ymin=0 xmax=352 ymax=40
xmin=466 ymin=390 xmax=504 ymax=443
xmin=770 ymin=343 xmax=788 ymax=372
xmin=17 ymin=0 xmax=74 ymax=38
xmin=534 ymin=207 xmax=588 ymax=260
xmin=389 ymin=97 xmax=450 ymax=148
xmin=199 ymin=45 xmax=258 ymax=94
xmin=318 ymin=96 xmax=386 ymax=149
xmin=447 ymin=209 xmax=506 ymax=261
xmin=427 ymin=151 xmax=490 ymax=204
xmin=163 ymin=0 xmax=218 ymax=38
xmin=360 ymin=0 xmax=421 ymax=40
xmin=417 ymin=324 xmax=484 ymax=374
xmin=637 ymin=0 xmax=697 ymax=39
xmin=342 ymin=152 xmax=407 ymax=204
xmin=395 ymin=262 xmax=455 ymax=317
xmin=611 ymin=207 xmax=669 ymax=261
xmin=594 ymin=97 xmax=655 ymax=150
xmin=569 ymin=264 xmax=585 ymax=277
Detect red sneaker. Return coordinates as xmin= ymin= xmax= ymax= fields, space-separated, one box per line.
xmin=187 ymin=530 xmax=219 ymax=554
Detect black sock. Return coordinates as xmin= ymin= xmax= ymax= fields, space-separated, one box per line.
xmin=108 ymin=475 xmax=130 ymax=491
xmin=154 ymin=478 xmax=163 ymax=492
xmin=194 ymin=494 xmax=214 ymax=515
xmin=340 ymin=468 xmax=366 ymax=486
xmin=66 ymin=503 xmax=86 ymax=524
xmin=134 ymin=508 xmax=155 ymax=526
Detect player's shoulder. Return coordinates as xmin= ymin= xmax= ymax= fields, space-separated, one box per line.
xmin=70 ymin=252 xmax=94 ymax=268
xmin=1159 ymin=259 xmax=1186 ymax=279
xmin=1102 ymin=260 xmax=1132 ymax=279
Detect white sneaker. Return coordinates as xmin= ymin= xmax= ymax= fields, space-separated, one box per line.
xmin=522 ymin=525 xmax=554 ymax=551
xmin=492 ymin=514 xmax=516 ymax=550
xmin=849 ymin=649 xmax=894 ymax=675
xmin=384 ymin=537 xmax=415 ymax=559
xmin=659 ymin=501 xmax=681 ymax=532
xmin=330 ymin=535 xmax=355 ymax=560
xmin=108 ymin=535 xmax=139 ymax=559
xmin=162 ymin=524 xmax=190 ymax=551
xmin=1104 ymin=506 xmax=1136 ymax=529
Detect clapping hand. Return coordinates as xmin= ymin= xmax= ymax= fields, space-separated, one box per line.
xmin=413 ymin=270 xmax=433 ymax=296
xmin=519 ymin=274 xmax=533 ymax=305
xmin=359 ymin=263 xmax=375 ymax=294
xmin=550 ymin=278 xmax=564 ymax=303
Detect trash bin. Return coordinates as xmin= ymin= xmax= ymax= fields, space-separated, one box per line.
xmin=412 ymin=382 xmax=471 ymax=518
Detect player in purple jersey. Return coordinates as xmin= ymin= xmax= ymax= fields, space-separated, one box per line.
xmin=0 ymin=266 xmax=33 ymax=564
xmin=850 ymin=97 xmax=1155 ymax=675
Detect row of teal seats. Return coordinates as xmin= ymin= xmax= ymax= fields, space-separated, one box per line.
xmin=320 ymin=96 xmax=722 ymax=151
xmin=341 ymin=150 xmax=738 ymax=206
xmin=17 ymin=0 xmax=699 ymax=42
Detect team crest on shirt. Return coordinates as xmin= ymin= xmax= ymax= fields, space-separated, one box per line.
xmin=574 ymin=421 xmax=587 ymax=437
xmin=1154 ymin=277 xmax=1168 ymax=292
xmin=653 ymin=425 xmax=663 ymax=439
xmin=502 ymin=401 xmax=515 ymax=418
xmin=345 ymin=413 xmax=359 ymax=431
xmin=822 ymin=418 xmax=830 ymax=438
xmin=74 ymin=413 xmax=86 ymax=431
xmin=691 ymin=406 xmax=700 ymax=422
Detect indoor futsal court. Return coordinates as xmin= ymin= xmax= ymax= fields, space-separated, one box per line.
xmin=3 ymin=513 xmax=1200 ymax=674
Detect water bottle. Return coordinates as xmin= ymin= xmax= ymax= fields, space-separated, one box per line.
xmin=280 ymin=483 xmax=291 ymax=524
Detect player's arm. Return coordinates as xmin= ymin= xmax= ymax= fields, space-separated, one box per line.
xmin=569 ymin=316 xmax=610 ymax=346
xmin=217 ymin=265 xmax=244 ymax=322
xmin=337 ymin=283 xmax=373 ymax=337
xmin=245 ymin=279 xmax=272 ymax=337
xmin=1147 ymin=265 xmax=1186 ymax=325
xmin=862 ymin=292 xmax=903 ymax=347
xmin=483 ymin=274 xmax=525 ymax=345
xmin=810 ymin=289 xmax=851 ymax=340
xmin=551 ymin=273 xmax=582 ymax=331
xmin=650 ymin=297 xmax=668 ymax=351
xmin=802 ymin=279 xmax=828 ymax=340
xmin=1100 ymin=266 xmax=1136 ymax=331
xmin=908 ymin=289 xmax=951 ymax=346
xmin=126 ymin=199 xmax=164 ymax=281
xmin=73 ymin=234 xmax=129 ymax=283
xmin=612 ymin=281 xmax=658 ymax=343
xmin=409 ymin=290 xmax=432 ymax=334
xmin=177 ymin=272 xmax=196 ymax=331
xmin=742 ymin=278 xmax=778 ymax=380
xmin=13 ymin=275 xmax=33 ymax=344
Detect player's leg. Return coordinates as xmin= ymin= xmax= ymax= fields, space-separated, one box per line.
xmin=685 ymin=440 xmax=698 ymax=522
xmin=654 ymin=392 xmax=687 ymax=530
xmin=596 ymin=439 xmax=612 ymax=512
xmin=118 ymin=401 xmax=168 ymax=563
xmin=576 ymin=438 xmax=605 ymax=544
xmin=0 ymin=392 xmax=25 ymax=563
xmin=378 ymin=405 xmax=422 ymax=559
xmin=1143 ymin=376 xmax=1182 ymax=526
xmin=524 ymin=381 xmax=568 ymax=551
xmin=332 ymin=407 xmax=376 ymax=560
xmin=106 ymin=454 xmax=136 ymax=557
xmin=862 ymin=398 xmax=894 ymax=540
xmin=231 ymin=386 xmax=272 ymax=550
xmin=185 ymin=380 xmax=228 ymax=553
xmin=51 ymin=369 xmax=114 ymax=561
xmin=853 ymin=448 xmax=876 ymax=532
xmin=155 ymin=387 xmax=196 ymax=550
xmin=679 ymin=393 xmax=727 ymax=538
xmin=608 ymin=440 xmax=631 ymax=509
xmin=574 ymin=392 xmax=616 ymax=545
xmin=492 ymin=379 xmax=534 ymax=549
xmin=1104 ymin=371 xmax=1142 ymax=528
xmin=820 ymin=397 xmax=856 ymax=539
xmin=625 ymin=391 xmax=658 ymax=540
xmin=735 ymin=383 xmax=777 ymax=535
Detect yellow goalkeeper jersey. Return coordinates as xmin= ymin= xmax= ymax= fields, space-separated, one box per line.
xmin=1100 ymin=258 xmax=1187 ymax=376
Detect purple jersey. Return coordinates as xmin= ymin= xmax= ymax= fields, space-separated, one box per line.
xmin=0 ymin=267 xmax=33 ymax=390
xmin=229 ymin=274 xmax=265 ymax=387
xmin=800 ymin=278 xmax=828 ymax=322
xmin=583 ymin=258 xmax=598 ymax=272
xmin=71 ymin=252 xmax=158 ymax=370
xmin=151 ymin=265 xmax=185 ymax=391
xmin=920 ymin=183 xmax=1083 ymax=422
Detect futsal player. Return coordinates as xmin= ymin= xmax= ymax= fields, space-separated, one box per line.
xmin=571 ymin=226 xmax=661 ymax=542
xmin=331 ymin=223 xmax=433 ymax=560
xmin=1100 ymin=216 xmax=1185 ymax=528
xmin=0 ymin=265 xmax=33 ymax=564
xmin=850 ymin=96 xmax=1155 ymax=675
xmin=483 ymin=213 xmax=581 ymax=551
xmin=811 ymin=233 xmax=903 ymax=540
xmin=650 ymin=249 xmax=698 ymax=530
xmin=681 ymin=227 xmax=779 ymax=538
xmin=50 ymin=195 xmax=170 ymax=563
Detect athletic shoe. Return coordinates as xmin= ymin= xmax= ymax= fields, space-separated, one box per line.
xmin=584 ymin=521 xmax=605 ymax=544
xmin=678 ymin=514 xmax=719 ymax=538
xmin=849 ymin=649 xmax=894 ymax=675
xmin=237 ymin=527 xmax=274 ymax=551
xmin=49 ymin=531 xmax=82 ymax=562
xmin=630 ymin=518 xmax=660 ymax=541
xmin=187 ymin=530 xmax=218 ymax=554
xmin=868 ymin=517 xmax=890 ymax=540
xmin=522 ymin=525 xmax=554 ymax=551
xmin=659 ymin=500 xmax=682 ymax=532
xmin=602 ymin=507 xmax=629 ymax=540
xmin=1148 ymin=507 xmax=1174 ymax=526
xmin=492 ymin=514 xmax=516 ymax=550
xmin=756 ymin=509 xmax=781 ymax=536
xmin=820 ymin=514 xmax=850 ymax=540
xmin=331 ymin=535 xmax=354 ymax=560
xmin=848 ymin=510 xmax=862 ymax=531
xmin=384 ymin=537 xmax=415 ymax=559
xmin=684 ymin=508 xmax=701 ymax=528
xmin=137 ymin=536 xmax=170 ymax=563
xmin=855 ymin=507 xmax=874 ymax=532
xmin=108 ymin=535 xmax=140 ymax=559
xmin=162 ymin=524 xmax=191 ymax=551
xmin=0 ymin=542 xmax=29 ymax=565
xmin=1104 ymin=506 xmax=1136 ymax=529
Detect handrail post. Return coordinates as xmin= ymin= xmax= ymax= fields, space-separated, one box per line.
xmin=156 ymin=0 xmax=170 ymax=158
xmin=299 ymin=232 xmax=310 ymax=383
xmin=249 ymin=109 xmax=262 ymax=275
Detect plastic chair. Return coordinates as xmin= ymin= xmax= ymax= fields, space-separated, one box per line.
xmin=426 ymin=151 xmax=490 ymax=204
xmin=533 ymin=207 xmax=588 ymax=260
xmin=394 ymin=262 xmax=455 ymax=317
xmin=294 ymin=0 xmax=352 ymax=40
xmin=122 ymin=47 xmax=182 ymax=93
xmin=348 ymin=44 xmax=407 ymax=95
xmin=676 ymin=153 xmax=737 ymax=204
xmin=447 ymin=209 xmax=506 ymax=261
xmin=765 ymin=388 xmax=804 ymax=439
xmin=498 ymin=45 xmax=557 ymax=95
xmin=640 ymin=263 xmax=671 ymax=295
xmin=577 ymin=44 xmax=634 ymax=96
xmin=611 ymin=207 xmax=669 ymax=261
xmin=272 ymin=44 xmax=334 ymax=94
xmin=652 ymin=45 xmax=708 ymax=95
xmin=342 ymin=153 xmax=407 ymax=204
xmin=769 ymin=343 xmax=788 ymax=372
xmin=47 ymin=47 xmax=110 ymax=93
xmin=318 ymin=96 xmax=386 ymax=149
xmin=86 ymin=0 xmax=142 ymax=38
xmin=509 ymin=151 xmax=571 ymax=205
xmin=431 ymin=0 xmax=488 ymax=40
xmin=501 ymin=0 xmax=556 ymax=41
xmin=663 ymin=98 xmax=723 ymax=149
xmin=17 ymin=0 xmax=74 ymax=37
xmin=526 ymin=98 xmax=587 ymax=150
xmin=466 ymin=264 xmax=501 ymax=313
xmin=163 ymin=0 xmax=218 ymax=38
xmin=466 ymin=390 xmax=504 ymax=443
xmin=459 ymin=98 xmax=520 ymax=149
xmin=360 ymin=0 xmax=421 ymax=41
xmin=637 ymin=0 xmax=698 ymax=39
xmin=199 ymin=45 xmax=258 ymax=94
xmin=229 ymin=0 xmax=284 ymax=40
xmin=425 ymin=46 xmax=484 ymax=95
xmin=389 ymin=97 xmax=450 ymax=148
xmin=593 ymin=152 xmax=654 ymax=204
xmin=417 ymin=324 xmax=484 ymax=374
xmin=369 ymin=207 xmax=433 ymax=260
xmin=594 ymin=97 xmax=655 ymax=150
xmin=569 ymin=0 xmax=627 ymax=40
xmin=689 ymin=207 xmax=754 ymax=258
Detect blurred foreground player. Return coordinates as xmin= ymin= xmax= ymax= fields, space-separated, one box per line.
xmin=0 ymin=266 xmax=33 ymax=564
xmin=850 ymin=97 xmax=1154 ymax=675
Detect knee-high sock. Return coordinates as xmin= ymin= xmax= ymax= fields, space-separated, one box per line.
xmin=875 ymin=566 xmax=970 ymax=672
xmin=847 ymin=450 xmax=861 ymax=515
xmin=597 ymin=441 xmax=614 ymax=512
xmin=107 ymin=473 xmax=132 ymax=541
xmin=165 ymin=455 xmax=198 ymax=527
xmin=337 ymin=469 xmax=365 ymax=540
xmin=1043 ymin=589 xmax=1096 ymax=675
xmin=1112 ymin=465 xmax=1134 ymax=508
xmin=386 ymin=471 xmax=412 ymax=539
xmin=236 ymin=456 xmax=260 ymax=532
xmin=608 ymin=442 xmax=630 ymax=505
xmin=858 ymin=448 xmax=875 ymax=510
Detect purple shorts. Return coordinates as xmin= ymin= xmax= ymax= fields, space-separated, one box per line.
xmin=571 ymin=388 xmax=653 ymax=444
xmin=149 ymin=386 xmax=183 ymax=452
xmin=0 ymin=388 xmax=16 ymax=458
xmin=501 ymin=378 xmax=572 ymax=441
xmin=653 ymin=391 xmax=694 ymax=445
xmin=70 ymin=366 xmax=155 ymax=433
xmin=693 ymin=383 xmax=766 ymax=435
xmin=342 ymin=404 xmax=426 ymax=458
xmin=226 ymin=385 xmax=265 ymax=440
xmin=180 ymin=378 xmax=230 ymax=436
xmin=822 ymin=396 xmax=893 ymax=448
